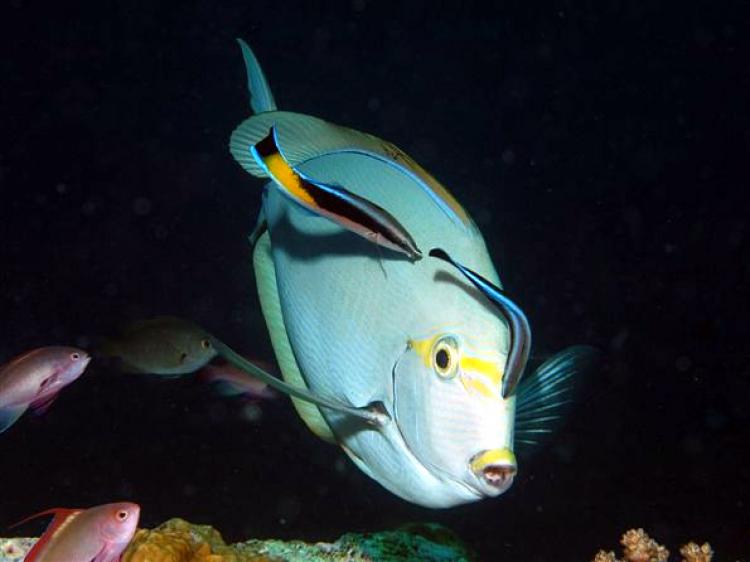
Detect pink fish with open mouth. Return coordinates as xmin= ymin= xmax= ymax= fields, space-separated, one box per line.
xmin=198 ymin=359 xmax=277 ymax=401
xmin=0 ymin=346 xmax=90 ymax=433
xmin=15 ymin=502 xmax=140 ymax=561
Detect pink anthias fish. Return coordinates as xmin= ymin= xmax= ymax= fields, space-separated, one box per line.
xmin=198 ymin=359 xmax=277 ymax=401
xmin=0 ymin=346 xmax=90 ymax=433
xmin=15 ymin=502 xmax=140 ymax=562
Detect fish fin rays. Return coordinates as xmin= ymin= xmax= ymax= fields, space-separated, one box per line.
xmin=515 ymin=345 xmax=600 ymax=455
xmin=0 ymin=405 xmax=27 ymax=433
xmin=229 ymin=111 xmax=473 ymax=230
xmin=237 ymin=39 xmax=277 ymax=114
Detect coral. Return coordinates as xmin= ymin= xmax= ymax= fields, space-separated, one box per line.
xmin=621 ymin=528 xmax=669 ymax=562
xmin=1 ymin=518 xmax=474 ymax=562
xmin=679 ymin=542 xmax=714 ymax=562
xmin=122 ymin=518 xmax=271 ymax=562
xmin=592 ymin=528 xmax=713 ymax=562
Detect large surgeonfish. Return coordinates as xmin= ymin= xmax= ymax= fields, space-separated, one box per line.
xmin=223 ymin=39 xmax=596 ymax=507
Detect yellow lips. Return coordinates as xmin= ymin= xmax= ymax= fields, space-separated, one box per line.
xmin=471 ymin=448 xmax=517 ymax=491
xmin=470 ymin=448 xmax=516 ymax=473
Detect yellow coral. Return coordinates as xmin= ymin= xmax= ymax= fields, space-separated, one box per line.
xmin=122 ymin=519 xmax=276 ymax=562
xmin=680 ymin=541 xmax=713 ymax=562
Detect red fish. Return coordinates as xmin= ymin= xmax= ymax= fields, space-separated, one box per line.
xmin=15 ymin=502 xmax=140 ymax=561
xmin=0 ymin=347 xmax=90 ymax=433
xmin=198 ymin=359 xmax=277 ymax=401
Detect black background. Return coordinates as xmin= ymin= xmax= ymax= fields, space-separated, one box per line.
xmin=1 ymin=1 xmax=747 ymax=560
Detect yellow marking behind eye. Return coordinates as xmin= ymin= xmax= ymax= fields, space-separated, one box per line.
xmin=470 ymin=448 xmax=517 ymax=473
xmin=460 ymin=356 xmax=503 ymax=387
xmin=264 ymin=153 xmax=316 ymax=206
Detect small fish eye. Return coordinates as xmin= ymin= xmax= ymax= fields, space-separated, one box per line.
xmin=432 ymin=337 xmax=459 ymax=379
xmin=117 ymin=510 xmax=128 ymax=521
xmin=71 ymin=352 xmax=80 ymax=360
xmin=201 ymin=339 xmax=212 ymax=349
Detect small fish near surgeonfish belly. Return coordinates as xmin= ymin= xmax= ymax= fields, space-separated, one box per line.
xmin=198 ymin=359 xmax=277 ymax=401
xmin=0 ymin=346 xmax=90 ymax=433
xmin=223 ymin=39 xmax=597 ymax=508
xmin=13 ymin=502 xmax=140 ymax=562
xmin=98 ymin=316 xmax=217 ymax=377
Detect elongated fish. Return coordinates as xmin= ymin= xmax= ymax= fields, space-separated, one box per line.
xmin=225 ymin=39 xmax=596 ymax=507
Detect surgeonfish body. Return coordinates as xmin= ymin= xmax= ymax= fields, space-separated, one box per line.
xmin=17 ymin=502 xmax=140 ymax=562
xmin=228 ymin=39 xmax=595 ymax=507
xmin=0 ymin=346 xmax=90 ymax=433
xmin=99 ymin=316 xmax=217 ymax=376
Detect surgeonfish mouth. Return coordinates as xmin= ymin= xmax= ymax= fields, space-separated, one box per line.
xmin=428 ymin=248 xmax=531 ymax=398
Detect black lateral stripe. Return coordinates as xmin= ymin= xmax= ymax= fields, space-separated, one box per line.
xmin=305 ymin=181 xmax=403 ymax=248
xmin=255 ymin=131 xmax=278 ymax=158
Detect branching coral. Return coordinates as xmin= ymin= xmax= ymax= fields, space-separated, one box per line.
xmin=592 ymin=529 xmax=712 ymax=562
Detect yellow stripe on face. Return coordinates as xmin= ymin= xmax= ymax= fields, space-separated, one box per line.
xmin=460 ymin=356 xmax=503 ymax=388
xmin=264 ymin=153 xmax=316 ymax=206
xmin=459 ymin=355 xmax=503 ymax=400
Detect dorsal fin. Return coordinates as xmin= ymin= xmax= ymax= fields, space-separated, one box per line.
xmin=237 ymin=39 xmax=277 ymax=114
xmin=230 ymin=111 xmax=474 ymax=230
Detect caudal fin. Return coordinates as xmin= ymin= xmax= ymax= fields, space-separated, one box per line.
xmin=237 ymin=38 xmax=277 ymax=114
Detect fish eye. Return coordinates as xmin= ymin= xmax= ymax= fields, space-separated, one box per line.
xmin=117 ymin=510 xmax=128 ymax=521
xmin=201 ymin=339 xmax=212 ymax=349
xmin=432 ymin=336 xmax=459 ymax=379
xmin=71 ymin=352 xmax=80 ymax=361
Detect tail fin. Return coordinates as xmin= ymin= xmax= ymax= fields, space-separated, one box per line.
xmin=237 ymin=38 xmax=277 ymax=114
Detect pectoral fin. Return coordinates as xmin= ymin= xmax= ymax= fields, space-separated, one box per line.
xmin=251 ymin=126 xmax=421 ymax=260
xmin=211 ymin=338 xmax=389 ymax=427
xmin=515 ymin=346 xmax=599 ymax=449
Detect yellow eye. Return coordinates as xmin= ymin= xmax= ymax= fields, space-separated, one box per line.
xmin=432 ymin=336 xmax=459 ymax=378
xmin=201 ymin=338 xmax=212 ymax=350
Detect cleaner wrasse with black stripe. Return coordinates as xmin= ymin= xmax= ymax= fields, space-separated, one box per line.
xmin=251 ymin=126 xmax=421 ymax=260
xmin=227 ymin=39 xmax=596 ymax=508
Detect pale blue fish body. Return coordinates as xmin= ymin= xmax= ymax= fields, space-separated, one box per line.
xmin=230 ymin=40 xmax=592 ymax=507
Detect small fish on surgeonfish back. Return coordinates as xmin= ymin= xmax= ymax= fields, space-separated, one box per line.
xmin=98 ymin=316 xmax=217 ymax=376
xmin=217 ymin=39 xmax=598 ymax=508
xmin=13 ymin=502 xmax=140 ymax=562
xmin=0 ymin=346 xmax=90 ymax=433
xmin=198 ymin=359 xmax=277 ymax=401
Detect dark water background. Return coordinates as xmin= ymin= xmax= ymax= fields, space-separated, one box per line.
xmin=1 ymin=2 xmax=747 ymax=560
